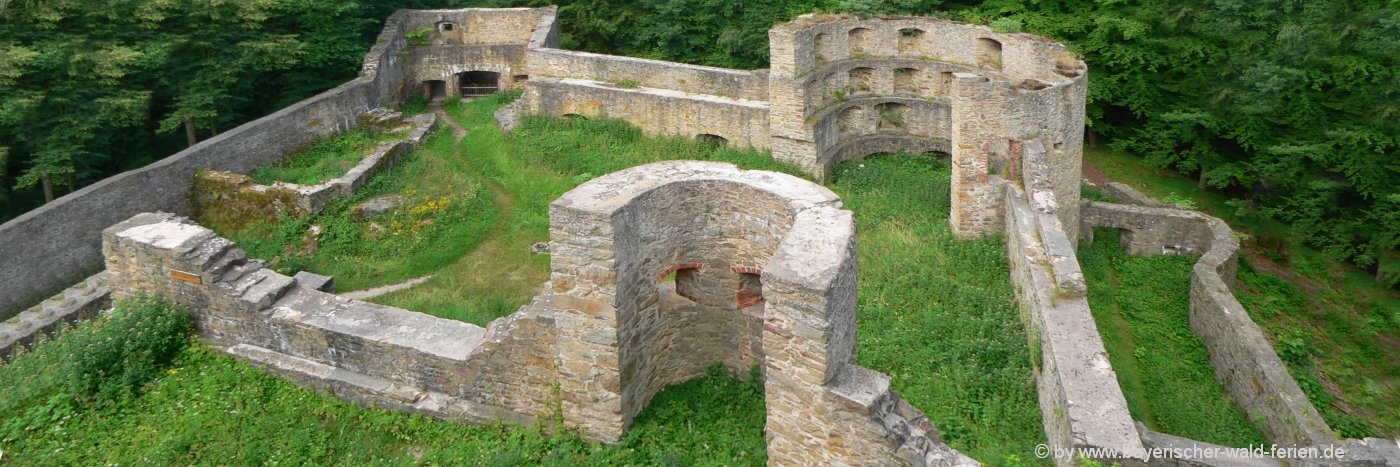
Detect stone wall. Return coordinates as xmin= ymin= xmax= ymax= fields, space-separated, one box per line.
xmin=1080 ymin=188 xmax=1338 ymax=448
xmin=0 ymin=11 xmax=417 ymax=319
xmin=0 ymin=272 xmax=110 ymax=361
xmin=522 ymin=78 xmax=771 ymax=149
xmin=192 ymin=112 xmax=435 ymax=228
xmin=526 ymin=49 xmax=769 ymax=100
xmin=1002 ymin=145 xmax=1143 ymax=465
xmin=765 ymin=14 xmax=1087 ymax=240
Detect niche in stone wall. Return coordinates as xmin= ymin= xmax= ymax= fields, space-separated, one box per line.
xmin=848 ymin=27 xmax=873 ymax=57
xmin=735 ymin=272 xmax=764 ymax=309
xmin=894 ymin=68 xmax=919 ymax=94
xmin=838 ymin=106 xmax=870 ymax=138
xmin=898 ymin=28 xmax=927 ymax=55
xmin=848 ymin=67 xmax=875 ymax=93
xmin=976 ymin=38 xmax=1003 ymax=70
xmin=458 ymin=71 xmax=500 ymax=96
xmin=814 ymin=32 xmax=834 ymax=62
xmin=939 ymin=71 xmax=955 ymax=96
xmin=875 ymin=102 xmax=910 ymax=133
xmin=697 ymin=134 xmax=728 ymax=146
xmin=424 ymin=80 xmax=448 ymax=100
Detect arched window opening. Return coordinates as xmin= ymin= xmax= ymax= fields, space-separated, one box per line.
xmin=814 ymin=32 xmax=833 ymax=62
xmin=976 ymin=38 xmax=1003 ymax=70
xmin=458 ymin=71 xmax=500 ymax=96
xmin=697 ymin=134 xmax=728 ymax=146
xmin=875 ymin=102 xmax=910 ymax=132
xmin=736 ymin=272 xmax=763 ymax=309
xmin=848 ymin=67 xmax=875 ymax=93
xmin=848 ymin=27 xmax=873 ymax=56
xmin=838 ymin=106 xmax=868 ymax=138
xmin=894 ymin=68 xmax=919 ymax=94
xmin=437 ymin=22 xmax=456 ymax=32
xmin=898 ymin=28 xmax=926 ymax=55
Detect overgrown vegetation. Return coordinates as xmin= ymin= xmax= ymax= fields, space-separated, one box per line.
xmin=249 ymin=129 xmax=395 ymax=186
xmin=831 ymin=155 xmax=1044 ymax=464
xmin=206 ymin=123 xmax=498 ymax=293
xmin=3 ymin=315 xmax=768 ymax=465
xmin=1089 ymin=147 xmax=1400 ymax=438
xmin=1078 ymin=228 xmax=1266 ymax=446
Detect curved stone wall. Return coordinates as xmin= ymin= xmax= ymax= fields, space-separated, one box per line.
xmin=767 ymin=14 xmax=1087 ymax=241
xmin=548 ymin=161 xmax=975 ymax=465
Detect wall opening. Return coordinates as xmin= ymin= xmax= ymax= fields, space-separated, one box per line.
xmin=875 ymin=102 xmax=910 ymax=132
xmin=897 ymin=28 xmax=926 ymax=55
xmin=940 ymin=71 xmax=955 ymax=96
xmin=848 ymin=67 xmax=875 ymax=93
xmin=424 ymin=80 xmax=447 ymax=100
xmin=814 ymin=32 xmax=833 ymax=62
xmin=848 ymin=27 xmax=873 ymax=56
xmin=736 ymin=272 xmax=763 ymax=309
xmin=562 ymin=113 xmax=586 ymax=120
xmin=894 ymin=68 xmax=919 ymax=94
xmin=696 ymin=134 xmax=728 ymax=146
xmin=513 ymin=74 xmax=529 ymax=83
xmin=437 ymin=21 xmax=455 ymax=32
xmin=458 ymin=71 xmax=500 ymax=96
xmin=976 ymin=38 xmax=1003 ymax=70
xmin=838 ymin=106 xmax=868 ymax=138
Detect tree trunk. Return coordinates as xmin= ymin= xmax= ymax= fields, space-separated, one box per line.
xmin=184 ymin=117 xmax=198 ymax=147
xmin=1087 ymin=127 xmax=1098 ymax=149
xmin=41 ymin=174 xmax=53 ymax=203
xmin=1379 ymin=258 xmax=1387 ymax=285
xmin=209 ymin=119 xmax=219 ymax=138
xmin=1198 ymin=167 xmax=1209 ymax=189
xmin=67 ymin=174 xmax=75 ymax=194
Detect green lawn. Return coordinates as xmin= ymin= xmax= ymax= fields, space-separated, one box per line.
xmin=1089 ymin=147 xmax=1400 ymax=438
xmin=1079 ymin=228 xmax=1266 ymax=446
xmin=251 ymin=129 xmax=398 ymax=186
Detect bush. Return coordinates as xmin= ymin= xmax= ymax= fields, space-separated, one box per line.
xmin=0 ymin=295 xmax=191 ymax=417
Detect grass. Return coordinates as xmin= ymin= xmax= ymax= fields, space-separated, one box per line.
xmin=1 ymin=303 xmax=768 ymax=464
xmin=1078 ymin=228 xmax=1266 ymax=446
xmin=1088 ymin=146 xmax=1400 ymax=438
xmin=207 ymin=123 xmax=498 ymax=293
xmin=251 ymin=129 xmax=397 ymax=186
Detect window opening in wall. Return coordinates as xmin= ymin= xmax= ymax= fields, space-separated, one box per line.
xmin=814 ymin=32 xmax=832 ymax=62
xmin=437 ymin=22 xmax=455 ymax=32
xmin=976 ymin=38 xmax=1003 ymax=70
xmin=674 ymin=267 xmax=700 ymax=303
xmin=513 ymin=74 xmax=529 ymax=83
xmin=736 ymin=272 xmax=763 ymax=309
xmin=894 ymin=68 xmax=919 ymax=94
xmin=940 ymin=71 xmax=954 ymax=96
xmin=424 ymin=80 xmax=447 ymax=101
xmin=875 ymin=102 xmax=909 ymax=131
xmin=848 ymin=27 xmax=873 ymax=57
xmin=897 ymin=28 xmax=925 ymax=54
xmin=848 ymin=67 xmax=875 ymax=93
xmin=458 ymin=71 xmax=500 ymax=96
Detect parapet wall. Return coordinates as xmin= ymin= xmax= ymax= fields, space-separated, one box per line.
xmin=1081 ymin=186 xmax=1338 ymax=448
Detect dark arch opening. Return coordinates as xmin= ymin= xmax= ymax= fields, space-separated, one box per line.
xmin=458 ymin=71 xmax=500 ymax=96
xmin=562 ymin=113 xmax=586 ymax=120
xmin=697 ymin=134 xmax=728 ymax=146
xmin=424 ymin=80 xmax=447 ymax=101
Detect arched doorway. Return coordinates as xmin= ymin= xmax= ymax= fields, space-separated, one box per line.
xmin=424 ymin=80 xmax=447 ymax=101
xmin=458 ymin=71 xmax=500 ymax=96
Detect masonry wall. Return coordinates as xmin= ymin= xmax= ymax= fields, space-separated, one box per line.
xmin=523 ymin=78 xmax=771 ymax=149
xmin=1081 ymin=191 xmax=1338 ymax=448
xmin=1002 ymin=145 xmax=1143 ymax=465
xmin=0 ymin=12 xmax=417 ymax=319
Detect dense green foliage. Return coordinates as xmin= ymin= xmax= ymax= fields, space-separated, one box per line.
xmin=1079 ymin=228 xmax=1266 ymax=446
xmin=1 ymin=296 xmax=191 ymax=436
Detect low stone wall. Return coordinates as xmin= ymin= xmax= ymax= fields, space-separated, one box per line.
xmin=0 ymin=272 xmax=111 ymax=360
xmin=526 ymin=48 xmax=767 ymax=100
xmin=1080 ymin=185 xmax=1338 ymax=448
xmin=192 ymin=112 xmax=436 ymax=227
xmin=0 ymin=11 xmax=417 ymax=319
xmin=523 ymin=77 xmax=770 ymax=149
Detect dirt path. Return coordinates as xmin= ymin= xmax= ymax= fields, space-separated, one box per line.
xmin=340 ymin=105 xmax=518 ymax=301
xmin=1082 ymin=160 xmax=1111 ymax=185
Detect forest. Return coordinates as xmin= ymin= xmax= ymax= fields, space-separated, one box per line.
xmin=0 ymin=0 xmax=1396 ymax=285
